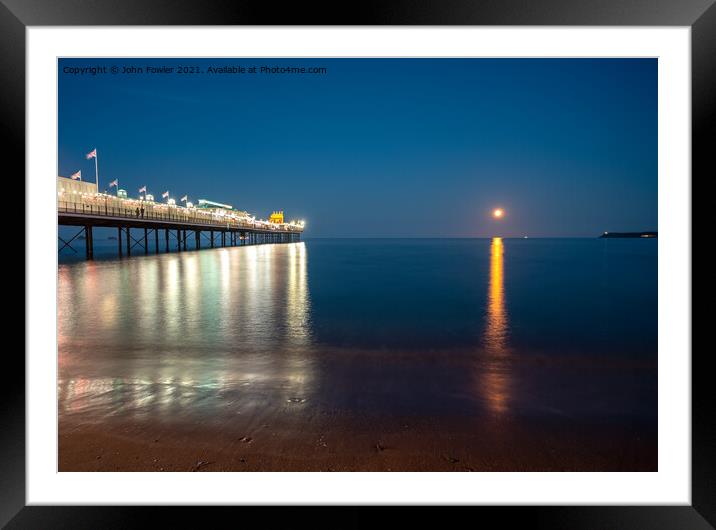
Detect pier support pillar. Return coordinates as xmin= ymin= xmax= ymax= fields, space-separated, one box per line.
xmin=165 ymin=229 xmax=169 ymax=252
xmin=144 ymin=228 xmax=149 ymax=255
xmin=183 ymin=230 xmax=187 ymax=251
xmin=155 ymin=229 xmax=159 ymax=254
xmin=196 ymin=230 xmax=200 ymax=250
xmin=126 ymin=227 xmax=131 ymax=256
xmin=177 ymin=230 xmax=181 ymax=251
xmin=85 ymin=225 xmax=93 ymax=259
xmin=210 ymin=231 xmax=214 ymax=248
xmin=118 ymin=227 xmax=123 ymax=257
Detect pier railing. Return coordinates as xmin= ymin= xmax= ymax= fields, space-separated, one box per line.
xmin=58 ymin=197 xmax=302 ymax=232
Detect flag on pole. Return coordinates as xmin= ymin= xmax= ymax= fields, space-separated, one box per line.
xmin=139 ymin=185 xmax=147 ymax=194
xmin=109 ymin=179 xmax=118 ymax=188
xmin=162 ymin=191 xmax=169 ymax=199
xmin=87 ymin=148 xmax=99 ymax=191
xmin=180 ymin=195 xmax=188 ymax=202
xmin=70 ymin=171 xmax=81 ymax=180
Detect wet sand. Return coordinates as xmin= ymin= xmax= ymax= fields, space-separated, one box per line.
xmin=58 ymin=349 xmax=657 ymax=472
xmin=59 ymin=414 xmax=656 ymax=472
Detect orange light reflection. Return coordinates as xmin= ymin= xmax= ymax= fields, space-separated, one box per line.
xmin=482 ymin=237 xmax=510 ymax=414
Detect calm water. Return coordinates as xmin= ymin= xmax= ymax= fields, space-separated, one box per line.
xmin=58 ymin=238 xmax=657 ymax=426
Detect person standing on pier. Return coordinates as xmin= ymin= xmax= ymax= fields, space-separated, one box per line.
xmin=135 ymin=207 xmax=140 ymax=218
xmin=140 ymin=205 xmax=145 ymax=218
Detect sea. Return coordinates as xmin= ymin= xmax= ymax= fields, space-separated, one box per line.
xmin=58 ymin=237 xmax=656 ymax=424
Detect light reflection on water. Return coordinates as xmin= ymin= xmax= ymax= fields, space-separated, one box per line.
xmin=481 ymin=237 xmax=511 ymax=414
xmin=58 ymin=243 xmax=313 ymax=421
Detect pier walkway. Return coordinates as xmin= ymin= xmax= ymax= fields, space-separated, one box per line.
xmin=58 ymin=196 xmax=303 ymax=260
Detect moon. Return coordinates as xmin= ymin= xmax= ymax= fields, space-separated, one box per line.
xmin=493 ymin=208 xmax=504 ymax=219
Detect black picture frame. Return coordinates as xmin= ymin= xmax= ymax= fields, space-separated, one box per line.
xmin=7 ymin=0 xmax=710 ymax=526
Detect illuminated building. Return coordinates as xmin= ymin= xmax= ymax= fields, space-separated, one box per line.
xmin=56 ymin=176 xmax=98 ymax=200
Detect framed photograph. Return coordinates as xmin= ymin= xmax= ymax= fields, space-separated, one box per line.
xmin=9 ymin=0 xmax=710 ymax=526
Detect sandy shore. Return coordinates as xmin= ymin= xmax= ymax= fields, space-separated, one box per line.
xmin=59 ymin=412 xmax=656 ymax=472
xmin=58 ymin=346 xmax=657 ymax=472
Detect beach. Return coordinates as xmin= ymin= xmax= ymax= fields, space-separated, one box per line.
xmin=60 ymin=415 xmax=656 ymax=472
xmin=58 ymin=238 xmax=657 ymax=472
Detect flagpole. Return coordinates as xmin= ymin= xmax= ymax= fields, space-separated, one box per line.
xmin=95 ymin=150 xmax=99 ymax=193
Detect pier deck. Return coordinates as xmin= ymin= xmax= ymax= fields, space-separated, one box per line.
xmin=58 ymin=199 xmax=303 ymax=260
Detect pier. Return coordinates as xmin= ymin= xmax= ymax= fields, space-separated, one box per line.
xmin=58 ymin=192 xmax=303 ymax=260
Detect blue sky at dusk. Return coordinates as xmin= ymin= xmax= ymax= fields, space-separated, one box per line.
xmin=58 ymin=58 xmax=656 ymax=237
